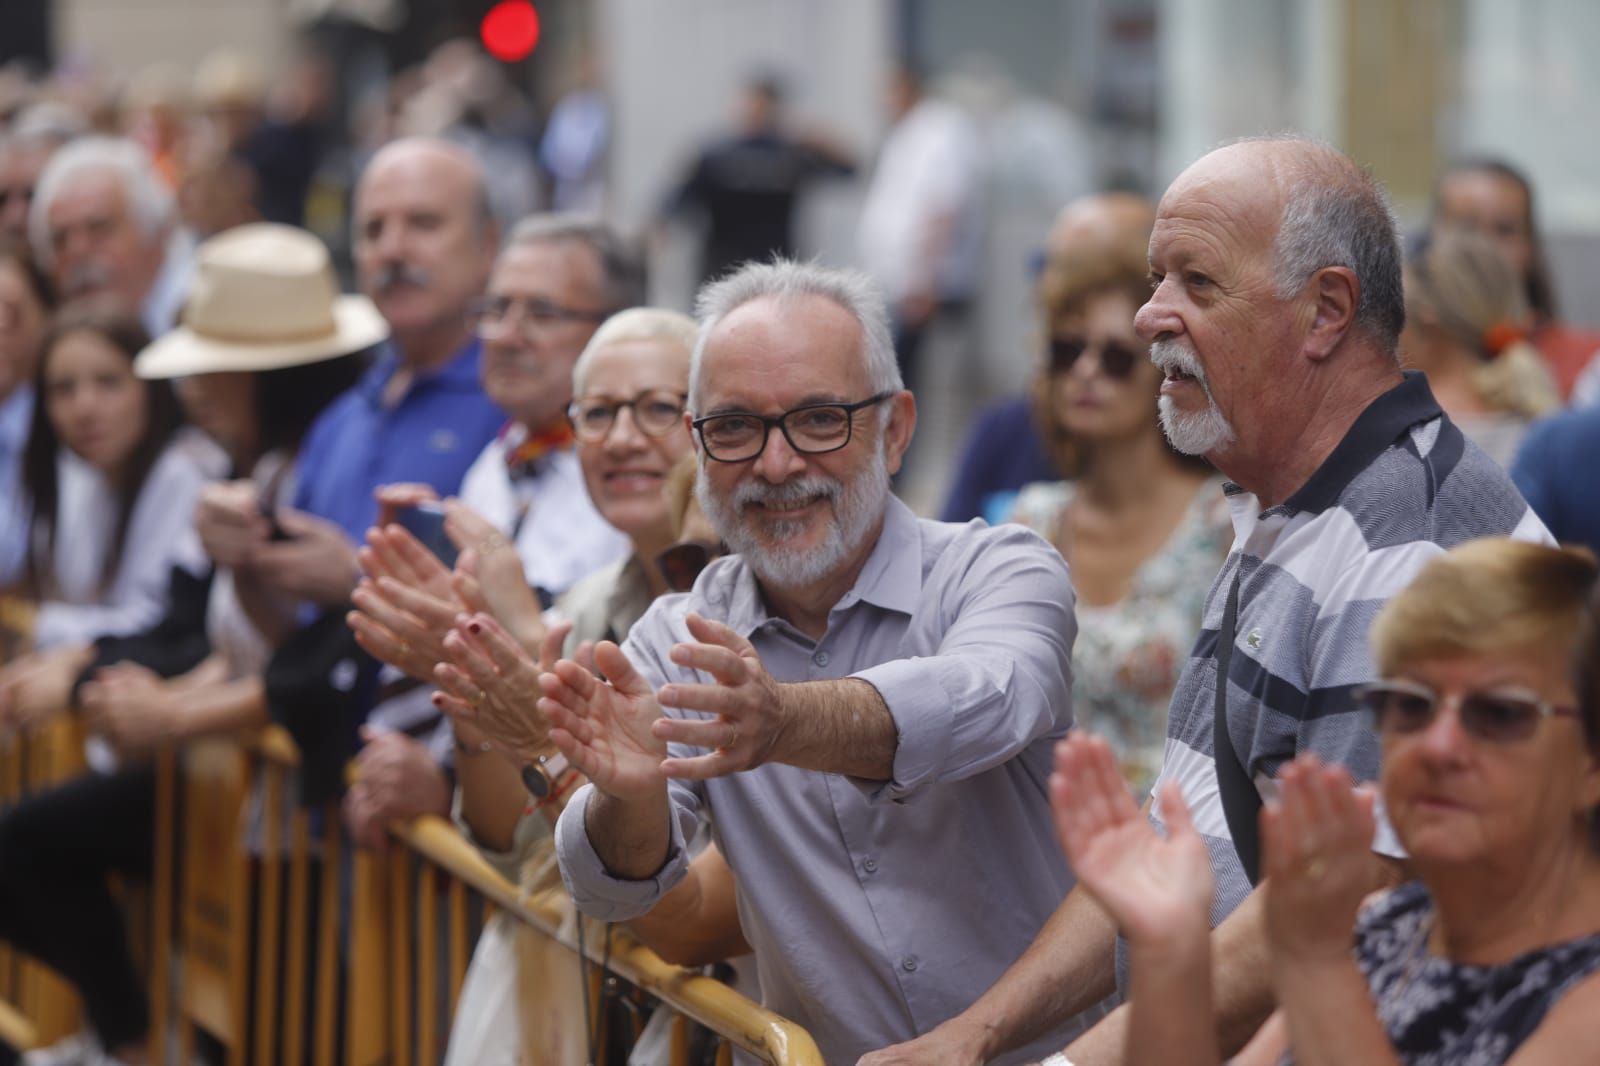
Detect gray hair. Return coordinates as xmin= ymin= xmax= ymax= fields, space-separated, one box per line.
xmin=689 ymin=258 xmax=901 ymax=410
xmin=504 ymin=213 xmax=648 ymax=314
xmin=572 ymin=306 xmax=699 ymax=394
xmin=28 ymin=136 xmax=173 ymax=270
xmin=1245 ymin=135 xmax=1406 ymax=355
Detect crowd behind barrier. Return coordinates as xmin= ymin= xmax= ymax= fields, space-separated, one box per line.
xmin=2 ymin=28 xmax=1600 ymax=1066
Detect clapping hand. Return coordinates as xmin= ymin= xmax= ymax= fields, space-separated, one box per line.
xmin=347 ymin=521 xmax=460 ymax=682
xmin=1051 ymin=734 xmax=1215 ymax=947
xmin=444 ymin=501 xmax=545 ymax=652
xmin=1261 ymin=756 xmax=1378 ymax=964
xmin=538 ymin=642 xmax=669 ymax=802
xmin=433 ymin=616 xmax=584 ymax=764
xmin=652 ymin=613 xmax=785 ymax=779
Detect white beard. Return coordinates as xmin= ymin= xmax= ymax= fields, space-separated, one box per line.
xmin=696 ymin=442 xmax=891 ymax=590
xmin=1150 ymin=339 xmax=1236 ymax=456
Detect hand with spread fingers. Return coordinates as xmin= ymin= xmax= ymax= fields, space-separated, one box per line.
xmin=650 ymin=612 xmax=785 ymax=780
xmin=537 ymin=641 xmax=668 ymax=803
xmin=1261 ymin=756 xmax=1378 ymax=964
xmin=1050 ymin=733 xmax=1214 ymax=948
xmin=444 ymin=500 xmax=545 ymax=652
xmin=434 ymin=615 xmax=579 ymax=764
xmin=347 ymin=521 xmax=461 ymax=682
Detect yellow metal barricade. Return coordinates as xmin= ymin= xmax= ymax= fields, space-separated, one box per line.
xmin=4 ymin=718 xmax=821 ymax=1065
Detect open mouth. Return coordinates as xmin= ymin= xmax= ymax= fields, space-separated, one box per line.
xmin=1163 ymin=367 xmax=1196 ymax=383
xmin=750 ymin=495 xmax=823 ymax=517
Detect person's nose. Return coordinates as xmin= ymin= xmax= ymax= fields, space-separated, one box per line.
xmin=751 ymin=421 xmax=806 ymax=483
xmin=1415 ymin=695 xmax=1473 ymax=762
xmin=1134 ymin=281 xmax=1180 ymax=344
xmin=603 ymin=404 xmax=648 ymax=455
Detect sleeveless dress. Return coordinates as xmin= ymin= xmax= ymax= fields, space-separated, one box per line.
xmin=1286 ymin=881 xmax=1600 ymax=1064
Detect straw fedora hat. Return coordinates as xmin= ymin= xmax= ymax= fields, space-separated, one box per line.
xmin=135 ymin=222 xmax=389 ymax=379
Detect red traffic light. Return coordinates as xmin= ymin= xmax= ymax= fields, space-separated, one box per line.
xmin=480 ymin=1 xmax=541 ymax=63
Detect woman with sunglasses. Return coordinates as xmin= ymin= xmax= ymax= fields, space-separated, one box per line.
xmin=1010 ymin=240 xmax=1230 ymax=795
xmin=1051 ymin=537 xmax=1600 ymax=1065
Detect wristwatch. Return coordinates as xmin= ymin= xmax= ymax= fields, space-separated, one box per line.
xmin=520 ymin=751 xmax=573 ymax=800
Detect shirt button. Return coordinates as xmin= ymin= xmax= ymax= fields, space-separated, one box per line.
xmin=813 ymin=650 xmax=830 ymax=667
xmin=901 ymin=955 xmax=918 ymax=973
xmin=862 ymin=857 xmax=878 ymax=874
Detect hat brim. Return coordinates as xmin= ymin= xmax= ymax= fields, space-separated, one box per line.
xmin=135 ymin=295 xmax=390 ymax=379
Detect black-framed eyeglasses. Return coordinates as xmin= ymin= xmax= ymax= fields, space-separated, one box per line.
xmin=656 ymin=539 xmax=726 ymax=593
xmin=1049 ymin=335 xmax=1143 ymax=380
xmin=468 ymin=296 xmax=612 ymax=341
xmin=1354 ymin=678 xmax=1582 ymax=745
xmin=691 ymin=392 xmax=893 ymax=463
xmin=567 ymin=390 xmax=688 ymax=442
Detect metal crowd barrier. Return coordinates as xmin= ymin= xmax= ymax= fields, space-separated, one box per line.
xmin=0 ymin=721 xmax=824 ymax=1066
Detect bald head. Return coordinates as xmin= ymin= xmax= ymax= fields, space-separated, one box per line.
xmin=1166 ymin=136 xmax=1404 ymax=354
xmin=1046 ymin=191 xmax=1156 ymax=267
xmin=354 ymin=137 xmax=498 ymax=365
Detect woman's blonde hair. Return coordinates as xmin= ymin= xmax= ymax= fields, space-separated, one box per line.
xmin=1406 ymin=229 xmax=1559 ymax=418
xmin=571 ymin=306 xmax=699 ymax=395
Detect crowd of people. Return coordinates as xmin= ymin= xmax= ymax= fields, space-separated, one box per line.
xmin=1 ymin=40 xmax=1599 ymax=1066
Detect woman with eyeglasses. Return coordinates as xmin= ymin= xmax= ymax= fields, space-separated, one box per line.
xmin=1009 ymin=239 xmax=1230 ymax=796
xmin=349 ymin=308 xmax=746 ymax=1063
xmin=1052 ymin=537 xmax=1600 ymax=1065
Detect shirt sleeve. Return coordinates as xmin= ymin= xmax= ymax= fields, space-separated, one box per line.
xmin=849 ymin=526 xmax=1075 ymax=802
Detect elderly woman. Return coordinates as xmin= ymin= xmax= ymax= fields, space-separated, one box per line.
xmin=348 ymin=307 xmax=746 ymax=1064
xmin=1010 ymin=230 xmax=1229 ymax=795
xmin=1052 ymin=537 xmax=1600 ymax=1065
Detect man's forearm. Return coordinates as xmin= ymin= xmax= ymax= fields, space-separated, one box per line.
xmin=772 ymin=678 xmax=897 ymax=780
xmin=942 ymin=886 xmax=1121 ymax=1061
xmin=585 ymin=786 xmax=674 ymax=881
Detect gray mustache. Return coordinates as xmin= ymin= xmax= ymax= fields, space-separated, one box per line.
xmin=371 ymin=262 xmax=433 ymax=292
xmin=63 ymin=261 xmax=112 ymax=296
xmin=732 ymin=475 xmax=841 ymax=511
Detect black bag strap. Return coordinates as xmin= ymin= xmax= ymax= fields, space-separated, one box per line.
xmin=1213 ymin=568 xmax=1263 ymax=884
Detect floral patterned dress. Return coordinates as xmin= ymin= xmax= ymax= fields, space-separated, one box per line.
xmin=1011 ymin=477 xmax=1232 ymax=796
xmin=1283 ymin=881 xmax=1600 ymax=1064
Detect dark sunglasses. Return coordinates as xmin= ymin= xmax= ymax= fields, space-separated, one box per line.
xmin=656 ymin=540 xmax=726 ymax=594
xmin=1355 ymin=679 xmax=1581 ymax=744
xmin=1049 ymin=336 xmax=1142 ymax=380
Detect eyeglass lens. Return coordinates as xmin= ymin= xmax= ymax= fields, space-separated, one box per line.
xmin=1050 ymin=336 xmax=1141 ymax=380
xmin=1360 ymin=685 xmax=1546 ymax=743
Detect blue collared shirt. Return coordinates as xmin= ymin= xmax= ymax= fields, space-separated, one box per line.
xmin=293 ymin=339 xmax=504 ymax=542
xmin=557 ymin=496 xmax=1096 ymax=1064
xmin=0 ymin=385 xmax=35 ymax=585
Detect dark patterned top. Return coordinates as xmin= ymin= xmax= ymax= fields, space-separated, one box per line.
xmin=1329 ymin=881 xmax=1600 ymax=1064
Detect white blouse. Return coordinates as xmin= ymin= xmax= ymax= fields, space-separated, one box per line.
xmin=32 ymin=439 xmax=216 ymax=650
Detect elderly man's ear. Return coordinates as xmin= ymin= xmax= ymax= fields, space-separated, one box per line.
xmin=882 ymin=390 xmax=918 ymax=476
xmin=1303 ymin=265 xmax=1361 ymax=362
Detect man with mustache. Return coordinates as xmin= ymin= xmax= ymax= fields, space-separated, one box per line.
xmin=192 ymin=137 xmax=506 ymax=829
xmin=28 ymin=136 xmax=190 ymax=335
xmin=542 ymin=259 xmax=1093 ymax=1064
xmin=863 ymin=136 xmax=1550 ymax=1066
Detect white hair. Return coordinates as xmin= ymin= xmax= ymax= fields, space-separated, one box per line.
xmin=688 ymin=258 xmax=902 ymax=411
xmin=29 ymin=136 xmax=174 ymax=270
xmin=571 ymin=306 xmax=699 ymax=394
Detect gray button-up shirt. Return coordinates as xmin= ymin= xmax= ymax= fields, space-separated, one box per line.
xmin=556 ymin=496 xmax=1090 ymax=1064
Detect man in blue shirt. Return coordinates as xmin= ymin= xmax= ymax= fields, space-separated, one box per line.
xmin=1512 ymin=404 xmax=1600 ymax=559
xmin=201 ymin=137 xmax=504 ymax=824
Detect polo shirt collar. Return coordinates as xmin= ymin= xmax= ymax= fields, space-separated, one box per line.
xmin=358 ymin=336 xmax=484 ymax=405
xmin=715 ymin=493 xmax=923 ymax=638
xmin=1282 ymin=370 xmax=1442 ymax=515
